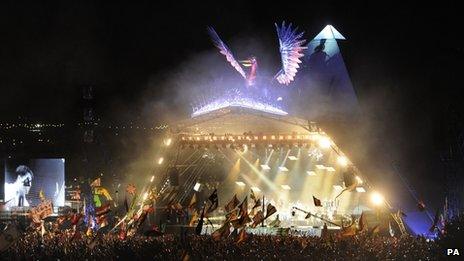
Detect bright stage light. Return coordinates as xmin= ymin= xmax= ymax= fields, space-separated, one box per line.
xmin=260 ymin=164 xmax=271 ymax=170
xmin=325 ymin=167 xmax=335 ymax=172
xmin=356 ymin=186 xmax=366 ymax=193
xmin=278 ymin=166 xmax=289 ymax=172
xmin=157 ymin=157 xmax=164 ymax=165
xmin=271 ymin=135 xmax=276 ymax=140
xmin=337 ymin=156 xmax=349 ymax=167
xmin=306 ymin=170 xmax=316 ymax=176
xmin=164 ymin=138 xmax=172 ymax=146
xmin=288 ymin=156 xmax=298 ymax=161
xmin=235 ymin=181 xmax=246 ymax=187
xmin=315 ymin=164 xmax=325 ymax=170
xmin=318 ymin=136 xmax=332 ymax=149
xmin=355 ymin=176 xmax=363 ymax=184
xmin=370 ymin=192 xmax=384 ymax=206
xmin=143 ymin=192 xmax=148 ymax=200
xmin=333 ymin=185 xmax=343 ymax=190
xmin=262 ymin=135 xmax=267 ymax=140
xmin=251 ymin=186 xmax=261 ymax=192
xmin=150 ymin=175 xmax=155 ymax=183
xmin=281 ymin=185 xmax=291 ymax=190
xmin=193 ymin=182 xmax=201 ymax=192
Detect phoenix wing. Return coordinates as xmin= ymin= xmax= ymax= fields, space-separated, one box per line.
xmin=274 ymin=22 xmax=307 ymax=85
xmin=208 ymin=26 xmax=247 ymax=79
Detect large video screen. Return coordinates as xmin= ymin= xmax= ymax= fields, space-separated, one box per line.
xmin=4 ymin=158 xmax=65 ymax=208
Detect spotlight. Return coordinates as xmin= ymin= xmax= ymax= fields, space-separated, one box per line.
xmin=355 ymin=176 xmax=363 ymax=184
xmin=356 ymin=186 xmax=366 ymax=193
xmin=235 ymin=181 xmax=246 ymax=187
xmin=306 ymin=170 xmax=316 ymax=176
xmin=281 ymin=185 xmax=291 ymax=190
xmin=325 ymin=167 xmax=335 ymax=172
xmin=150 ymin=175 xmax=155 ymax=182
xmin=333 ymin=185 xmax=343 ymax=190
xmin=337 ymin=156 xmax=349 ymax=167
xmin=288 ymin=156 xmax=298 ymax=161
xmin=260 ymin=164 xmax=271 ymax=170
xmin=370 ymin=191 xmax=384 ymax=206
xmin=193 ymin=182 xmax=201 ymax=192
xmin=315 ymin=164 xmax=325 ymax=170
xmin=278 ymin=166 xmax=288 ymax=172
xmin=318 ymin=136 xmax=331 ymax=149
xmin=250 ymin=186 xmax=261 ymax=192
xmin=157 ymin=157 xmax=164 ymax=165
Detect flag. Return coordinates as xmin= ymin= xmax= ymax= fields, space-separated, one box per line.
xmin=225 ymin=208 xmax=239 ymax=220
xmin=124 ymin=196 xmax=129 ymax=213
xmin=304 ymin=212 xmax=312 ymax=219
xmin=417 ymin=201 xmax=426 ymax=211
xmin=211 ymin=221 xmax=231 ymax=241
xmin=265 ymin=203 xmax=277 ymax=219
xmin=251 ymin=199 xmax=261 ymax=210
xmin=335 ymin=182 xmax=358 ymax=199
xmin=206 ymin=189 xmax=218 ymax=213
xmin=126 ymin=184 xmax=136 ymax=195
xmin=231 ymin=211 xmax=251 ymax=229
xmin=429 ymin=208 xmax=440 ymax=232
xmin=90 ymin=178 xmax=101 ymax=187
xmin=30 ymin=200 xmax=54 ymax=223
xmin=268 ymin=215 xmax=281 ymax=227
xmin=237 ymin=196 xmax=248 ymax=217
xmin=95 ymin=203 xmax=111 ymax=216
xmin=195 ymin=206 xmax=205 ymax=235
xmin=225 ymin=194 xmax=240 ymax=213
xmin=236 ymin=229 xmax=248 ymax=244
xmin=94 ymin=187 xmax=113 ymax=201
xmin=39 ymin=189 xmax=46 ymax=201
xmin=341 ymin=225 xmax=357 ymax=237
xmin=358 ymin=212 xmax=366 ymax=232
xmin=313 ymin=196 xmax=322 ymax=207
xmin=369 ymin=224 xmax=380 ymax=236
xmin=250 ymin=189 xmax=257 ymax=202
xmin=389 ymin=221 xmax=395 ymax=237
xmin=188 ymin=194 xmax=197 ymax=211
xmin=251 ymin=210 xmax=264 ymax=228
xmin=189 ymin=210 xmax=199 ymax=226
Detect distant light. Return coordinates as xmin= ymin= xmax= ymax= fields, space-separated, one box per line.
xmin=337 ymin=156 xmax=349 ymax=167
xmin=278 ymin=166 xmax=289 ymax=172
xmin=315 ymin=164 xmax=325 ymax=170
xmin=157 ymin=157 xmax=164 ymax=165
xmin=260 ymin=164 xmax=271 ymax=170
xmin=250 ymin=186 xmax=261 ymax=192
xmin=150 ymin=175 xmax=155 ymax=183
xmin=193 ymin=182 xmax=201 ymax=191
xmin=333 ymin=185 xmax=343 ymax=190
xmin=371 ymin=192 xmax=384 ymax=206
xmin=271 ymin=135 xmax=276 ymax=140
xmin=355 ymin=176 xmax=363 ymax=184
xmin=262 ymin=135 xmax=267 ymax=140
xmin=325 ymin=167 xmax=335 ymax=172
xmin=356 ymin=186 xmax=366 ymax=193
xmin=318 ymin=136 xmax=332 ymax=149
xmin=277 ymin=96 xmax=283 ymax=101
xmin=164 ymin=138 xmax=172 ymax=146
xmin=143 ymin=192 xmax=148 ymax=200
xmin=235 ymin=181 xmax=246 ymax=187
xmin=306 ymin=171 xmax=316 ymax=176
xmin=288 ymin=156 xmax=298 ymax=161
xmin=281 ymin=185 xmax=291 ymax=190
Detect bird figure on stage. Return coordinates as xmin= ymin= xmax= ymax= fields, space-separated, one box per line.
xmin=208 ymin=22 xmax=307 ymax=87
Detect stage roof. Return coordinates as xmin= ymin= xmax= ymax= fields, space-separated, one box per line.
xmin=174 ymin=106 xmax=312 ymax=135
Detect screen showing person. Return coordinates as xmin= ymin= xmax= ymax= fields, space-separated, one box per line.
xmin=4 ymin=158 xmax=65 ymax=208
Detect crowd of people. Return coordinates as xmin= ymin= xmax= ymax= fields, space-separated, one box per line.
xmin=1 ymin=226 xmax=445 ymax=260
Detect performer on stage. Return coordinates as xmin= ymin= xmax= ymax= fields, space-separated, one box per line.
xmin=12 ymin=165 xmax=34 ymax=207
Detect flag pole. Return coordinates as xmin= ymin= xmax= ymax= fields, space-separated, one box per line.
xmin=261 ymin=195 xmax=265 ymax=227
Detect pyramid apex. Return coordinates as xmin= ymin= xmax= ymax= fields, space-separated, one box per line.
xmin=313 ymin=25 xmax=346 ymax=40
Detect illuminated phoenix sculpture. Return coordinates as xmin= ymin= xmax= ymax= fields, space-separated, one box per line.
xmin=208 ymin=22 xmax=307 ymax=86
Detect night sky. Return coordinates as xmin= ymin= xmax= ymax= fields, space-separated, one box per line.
xmin=1 ymin=1 xmax=462 ymax=211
